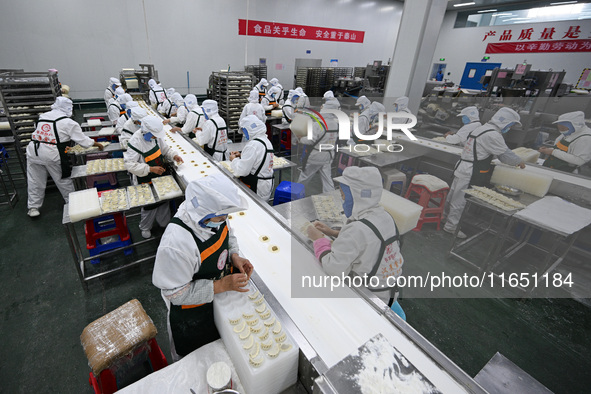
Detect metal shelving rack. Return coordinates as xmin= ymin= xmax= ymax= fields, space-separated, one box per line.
xmin=244 ymin=65 xmax=267 ymax=82
xmin=208 ymin=72 xmax=255 ymax=142
xmin=0 ymin=71 xmax=61 ymax=182
xmin=295 ymin=67 xmax=353 ymax=97
xmin=354 ymin=67 xmax=366 ymax=79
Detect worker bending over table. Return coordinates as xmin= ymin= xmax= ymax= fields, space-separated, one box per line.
xmin=306 ymin=166 xmax=405 ymax=318
xmin=124 ymin=116 xmax=183 ymax=239
xmin=444 ymin=107 xmax=525 ymax=238
xmin=152 ymin=175 xmax=253 ymax=361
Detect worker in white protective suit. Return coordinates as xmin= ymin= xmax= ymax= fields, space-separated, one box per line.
xmin=254 ymin=78 xmax=269 ymax=102
xmin=169 ymin=94 xmax=203 ymax=138
xmin=119 ymin=106 xmax=147 ymax=146
xmin=148 ymin=79 xmax=167 ymax=108
xmin=297 ymin=104 xmax=339 ymax=193
xmin=356 ymin=101 xmax=386 ymax=141
xmin=261 ymin=86 xmax=281 ymax=116
xmin=269 ymin=78 xmax=284 ymax=105
xmin=444 ymin=106 xmax=481 ymax=146
xmin=164 ymin=94 xmax=190 ymax=127
xmin=124 ymin=116 xmax=183 ymax=238
xmin=444 ymin=107 xmax=525 ymax=238
xmin=281 ymin=89 xmax=298 ymax=124
xmin=195 ymin=100 xmax=229 ymax=161
xmin=239 ymin=89 xmax=267 ymax=124
xmin=355 ymin=96 xmax=371 ymax=112
xmin=159 ymin=92 xmax=182 ymax=118
xmin=107 ymin=87 xmax=126 ymax=124
xmin=229 ymin=115 xmax=275 ymax=201
xmin=26 ymin=97 xmax=104 ymax=217
xmin=104 ymin=77 xmax=121 ymax=106
xmin=306 ymin=166 xmax=406 ymax=318
xmin=295 ymin=87 xmax=311 ymax=108
xmin=321 ymin=90 xmax=341 ymax=110
xmin=112 ymin=93 xmax=133 ymax=130
xmin=152 ymin=175 xmax=253 ymax=361
xmin=540 ymin=111 xmax=591 ymax=173
xmin=115 ymin=100 xmax=138 ymax=134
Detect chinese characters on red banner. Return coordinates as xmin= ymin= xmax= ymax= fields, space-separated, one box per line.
xmin=482 ymin=25 xmax=587 ymax=41
xmin=238 ymin=19 xmax=365 ymax=43
xmin=486 ymin=39 xmax=591 ymax=54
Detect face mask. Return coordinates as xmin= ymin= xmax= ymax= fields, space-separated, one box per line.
xmin=462 ymin=115 xmax=471 ymax=125
xmin=501 ymin=122 xmax=515 ymax=134
xmin=241 ymin=127 xmax=250 ymax=141
xmin=206 ymin=220 xmax=224 ymax=228
xmin=120 ymin=103 xmax=126 ymax=111
xmin=558 ymin=122 xmax=576 ymax=137
xmin=202 ymin=107 xmax=209 ymax=120
xmin=394 ymin=104 xmax=398 ymax=112
xmin=341 ymin=184 xmax=354 ymax=218
xmin=359 ymin=104 xmax=365 ymax=111
xmin=143 ymin=132 xmax=154 ymax=141
xmin=127 ymin=109 xmax=132 ymax=117
xmin=111 ymin=84 xmax=117 ymax=90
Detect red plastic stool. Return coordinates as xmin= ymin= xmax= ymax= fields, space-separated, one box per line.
xmin=89 ymin=116 xmax=105 ymax=132
xmin=404 ymin=174 xmax=449 ymax=231
xmin=85 ymin=213 xmax=132 ymax=263
xmin=280 ymin=129 xmax=291 ymax=152
xmin=82 ymin=300 xmax=168 ymax=394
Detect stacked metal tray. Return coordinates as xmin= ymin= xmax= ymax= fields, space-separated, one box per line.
xmin=209 ymin=72 xmax=255 ymax=142
xmin=245 ymin=65 xmax=267 ymax=82
xmin=0 ymin=71 xmax=61 ymax=173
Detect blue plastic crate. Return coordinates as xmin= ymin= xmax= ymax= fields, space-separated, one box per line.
xmin=273 ymin=181 xmax=305 ymax=206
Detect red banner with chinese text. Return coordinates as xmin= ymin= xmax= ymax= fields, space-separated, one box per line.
xmin=486 ymin=39 xmax=591 ymax=53
xmin=238 ymin=19 xmax=364 ymax=43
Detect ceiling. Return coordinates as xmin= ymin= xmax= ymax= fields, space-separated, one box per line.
xmin=445 ymin=0 xmax=588 ymax=11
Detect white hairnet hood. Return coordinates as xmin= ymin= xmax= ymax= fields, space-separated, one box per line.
xmin=323 ymin=91 xmax=335 ymax=99
xmin=51 ymin=97 xmax=73 ymax=116
xmin=355 ymin=96 xmax=371 ymax=110
xmin=248 ymin=89 xmax=259 ymax=103
xmin=489 ymin=107 xmax=521 ymax=129
xmin=270 ymin=78 xmax=279 ymax=86
xmin=166 ymin=88 xmax=175 ymax=97
xmin=239 ymin=115 xmax=267 ymax=140
xmin=552 ymin=111 xmax=586 ymax=132
xmin=295 ymin=87 xmax=305 ymax=95
xmin=126 ymin=101 xmax=139 ymax=109
xmin=257 ymin=78 xmax=268 ymax=89
xmin=171 ymin=93 xmax=184 ymax=106
xmin=184 ymin=94 xmax=198 ymax=109
xmin=148 ymin=79 xmax=157 ymax=89
xmin=117 ymin=93 xmax=133 ymax=105
xmin=368 ymin=101 xmax=386 ymax=118
xmin=287 ymin=89 xmax=297 ymax=102
xmin=202 ymin=100 xmax=219 ymax=117
xmin=334 ymin=166 xmax=383 ymax=219
xmin=109 ymin=77 xmax=121 ymax=86
xmin=266 ymin=86 xmax=282 ymax=100
xmin=394 ymin=96 xmax=409 ymax=112
xmin=176 ymin=175 xmax=248 ymax=236
xmin=458 ymin=106 xmax=480 ymax=122
xmin=141 ymin=115 xmax=166 ymax=138
xmin=322 ymin=97 xmax=340 ymax=110
xmin=115 ymin=87 xmax=125 ymax=97
xmin=130 ymin=107 xmax=147 ymax=121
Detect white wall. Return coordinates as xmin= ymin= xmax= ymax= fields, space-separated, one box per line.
xmin=0 ymin=0 xmax=403 ymax=100
xmin=432 ymin=11 xmax=591 ymax=86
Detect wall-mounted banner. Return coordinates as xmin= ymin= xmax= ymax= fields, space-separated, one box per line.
xmin=486 ymin=39 xmax=591 ymax=54
xmin=238 ymin=19 xmax=364 ymax=43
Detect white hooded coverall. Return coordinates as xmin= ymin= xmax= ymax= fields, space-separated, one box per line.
xmin=444 ymin=108 xmax=523 ymax=231
xmin=196 ymin=101 xmax=229 ymax=162
xmin=231 ymin=115 xmax=274 ymax=201
xmin=26 ymin=99 xmax=95 ymax=209
xmin=543 ymin=111 xmax=591 ymax=172
xmin=312 ymin=166 xmax=403 ymax=303
xmin=446 ymin=106 xmax=481 ymax=146
xmin=152 ymin=176 xmax=246 ymax=361
xmin=124 ymin=118 xmax=179 ymax=232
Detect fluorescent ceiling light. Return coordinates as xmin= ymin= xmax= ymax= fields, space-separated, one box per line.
xmin=360 ymin=2 xmax=376 ymax=8
xmin=454 ymin=2 xmax=476 ymax=7
xmin=528 ymin=3 xmax=583 ymax=17
xmin=380 ymin=6 xmax=395 ymax=12
xmin=478 ymin=9 xmax=497 ymax=13
xmin=550 ymin=1 xmax=578 ymax=5
xmin=492 ymin=13 xmax=513 ymax=16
